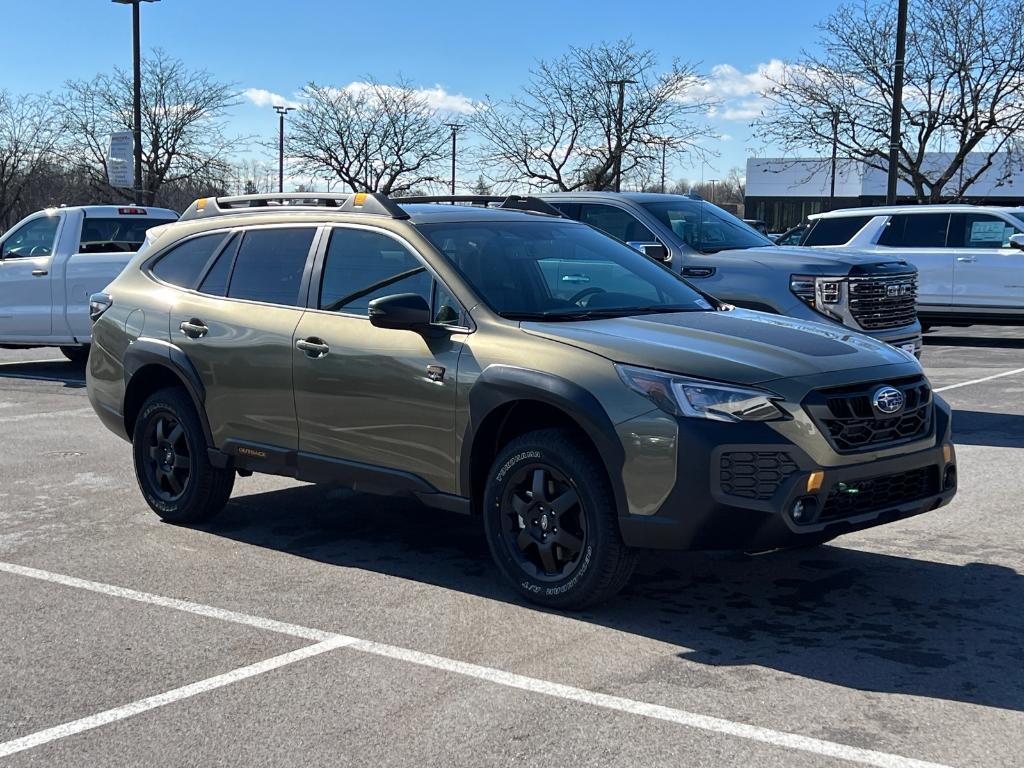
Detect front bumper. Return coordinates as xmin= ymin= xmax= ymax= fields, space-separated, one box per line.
xmin=618 ymin=400 xmax=955 ymax=552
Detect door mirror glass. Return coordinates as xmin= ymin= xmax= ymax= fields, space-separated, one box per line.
xmin=626 ymin=241 xmax=669 ymax=261
xmin=368 ymin=293 xmax=432 ymax=330
xmin=1008 ymin=233 xmax=1024 ymax=251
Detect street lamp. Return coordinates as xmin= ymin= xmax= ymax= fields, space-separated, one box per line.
xmin=112 ymin=0 xmax=159 ymax=205
xmin=887 ymin=0 xmax=909 ymax=204
xmin=443 ymin=123 xmax=462 ymax=196
xmin=605 ymin=79 xmax=636 ymax=192
xmin=273 ymin=105 xmax=295 ymax=193
xmin=708 ymin=179 xmax=718 ymax=204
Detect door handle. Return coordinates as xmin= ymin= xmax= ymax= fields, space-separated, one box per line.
xmin=956 ymin=256 xmax=977 ymax=263
xmin=296 ymin=337 xmax=330 ymax=358
xmin=31 ymin=269 xmax=48 ymax=277
xmin=179 ymin=319 xmax=209 ymax=338
xmin=683 ymin=266 xmax=716 ymax=278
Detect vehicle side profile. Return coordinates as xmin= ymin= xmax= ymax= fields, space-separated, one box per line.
xmin=0 ymin=205 xmax=178 ymax=361
xmin=87 ymin=193 xmax=957 ymax=609
xmin=538 ymin=192 xmax=924 ymax=357
xmin=800 ymin=204 xmax=1024 ymax=327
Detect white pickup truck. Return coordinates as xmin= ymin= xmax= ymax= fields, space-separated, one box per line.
xmin=0 ymin=205 xmax=177 ymax=361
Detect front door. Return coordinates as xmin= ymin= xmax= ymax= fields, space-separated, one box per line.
xmin=948 ymin=212 xmax=1024 ymax=311
xmin=292 ymin=225 xmax=466 ymax=493
xmin=167 ymin=226 xmax=318 ymax=450
xmin=0 ymin=213 xmax=61 ymax=338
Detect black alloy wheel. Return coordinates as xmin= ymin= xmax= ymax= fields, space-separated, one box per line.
xmin=142 ymin=411 xmax=191 ymax=502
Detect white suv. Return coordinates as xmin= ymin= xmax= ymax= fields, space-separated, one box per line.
xmin=800 ymin=205 xmax=1024 ymax=328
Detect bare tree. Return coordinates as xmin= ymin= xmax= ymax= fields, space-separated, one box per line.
xmin=472 ymin=38 xmax=716 ymax=191
xmin=0 ymin=91 xmax=61 ymax=229
xmin=230 ymin=158 xmax=277 ymax=195
xmin=286 ymin=78 xmax=450 ymax=194
xmin=59 ymin=49 xmax=245 ymax=206
xmin=755 ymin=0 xmax=1024 ymax=202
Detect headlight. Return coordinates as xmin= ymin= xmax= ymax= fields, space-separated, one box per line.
xmin=790 ymin=275 xmax=846 ymax=318
xmin=615 ymin=364 xmax=788 ymax=422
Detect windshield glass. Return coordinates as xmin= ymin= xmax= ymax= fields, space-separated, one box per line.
xmin=416 ymin=220 xmax=714 ymax=320
xmin=642 ymin=200 xmax=774 ymax=252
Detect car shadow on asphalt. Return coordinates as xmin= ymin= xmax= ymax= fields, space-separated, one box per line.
xmin=924 ymin=334 xmax=1024 ymax=350
xmin=0 ymin=359 xmax=86 ymax=388
xmin=953 ymin=409 xmax=1024 ymax=448
xmin=199 ymin=484 xmax=1024 ymax=713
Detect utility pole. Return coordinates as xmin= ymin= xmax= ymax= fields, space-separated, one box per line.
xmin=829 ymin=108 xmax=839 ymax=209
xmin=606 ymin=79 xmax=636 ymax=192
xmin=708 ymin=179 xmax=718 ymax=204
xmin=443 ymin=123 xmax=461 ymax=195
xmin=112 ymin=0 xmax=158 ymax=205
xmin=273 ymin=105 xmax=295 ymax=193
xmin=660 ymin=139 xmax=668 ymax=193
xmin=887 ymin=0 xmax=909 ymax=204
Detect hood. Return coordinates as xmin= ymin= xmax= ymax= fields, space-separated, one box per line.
xmin=522 ymin=308 xmax=918 ymax=386
xmin=738 ymin=245 xmax=915 ymax=276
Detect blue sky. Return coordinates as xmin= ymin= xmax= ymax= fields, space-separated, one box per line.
xmin=0 ymin=0 xmax=837 ymax=186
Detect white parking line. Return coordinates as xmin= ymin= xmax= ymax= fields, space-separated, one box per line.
xmin=0 ymin=407 xmax=94 ymax=424
xmin=0 ymin=635 xmax=356 ymax=759
xmin=934 ymin=367 xmax=1024 ymax=393
xmin=0 ymin=561 xmax=952 ymax=768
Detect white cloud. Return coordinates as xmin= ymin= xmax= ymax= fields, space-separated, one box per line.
xmin=242 ymin=88 xmax=302 ymax=110
xmin=692 ymin=59 xmax=789 ymax=122
xmin=340 ymin=81 xmax=476 ymax=115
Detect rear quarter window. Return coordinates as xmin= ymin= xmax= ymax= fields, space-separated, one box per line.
xmin=150 ymin=234 xmax=227 ymax=289
xmin=802 ymin=216 xmax=872 ymax=246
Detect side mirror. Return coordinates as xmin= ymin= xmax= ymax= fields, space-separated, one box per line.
xmin=627 ymin=241 xmax=669 ymax=262
xmin=368 ymin=293 xmax=432 ymax=331
xmin=1009 ymin=234 xmax=1024 ymax=251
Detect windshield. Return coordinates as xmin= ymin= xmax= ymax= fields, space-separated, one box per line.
xmin=416 ymin=220 xmax=714 ymax=320
xmin=642 ymin=200 xmax=774 ymax=253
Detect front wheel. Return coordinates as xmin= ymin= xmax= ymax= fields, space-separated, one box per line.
xmin=482 ymin=429 xmax=636 ymax=610
xmin=132 ymin=387 xmax=234 ymax=524
xmin=60 ymin=345 xmax=89 ymax=364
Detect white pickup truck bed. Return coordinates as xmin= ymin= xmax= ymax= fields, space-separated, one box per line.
xmin=0 ymin=205 xmax=177 ymax=355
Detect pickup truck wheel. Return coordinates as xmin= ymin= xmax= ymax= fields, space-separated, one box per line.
xmin=132 ymin=387 xmax=234 ymax=524
xmin=483 ymin=429 xmax=636 ymax=610
xmin=60 ymin=345 xmax=89 ymax=365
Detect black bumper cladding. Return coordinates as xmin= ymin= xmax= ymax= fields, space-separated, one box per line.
xmin=618 ymin=399 xmax=956 ymax=552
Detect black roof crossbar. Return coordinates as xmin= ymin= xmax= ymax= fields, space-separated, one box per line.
xmin=180 ymin=192 xmax=410 ymax=221
xmin=397 ymin=195 xmax=565 ymax=218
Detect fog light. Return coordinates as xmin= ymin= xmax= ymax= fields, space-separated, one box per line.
xmin=943 ymin=465 xmax=957 ymax=490
xmin=791 ymin=499 xmax=807 ymax=522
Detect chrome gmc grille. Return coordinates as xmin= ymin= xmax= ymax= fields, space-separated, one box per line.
xmin=848 ymin=274 xmax=917 ymax=331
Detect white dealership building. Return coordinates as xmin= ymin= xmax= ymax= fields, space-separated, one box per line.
xmin=745 ymin=153 xmax=1024 ymax=231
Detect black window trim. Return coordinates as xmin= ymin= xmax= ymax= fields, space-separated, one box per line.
xmin=145 ymin=223 xmax=322 ymax=309
xmin=306 ymin=223 xmax=474 ymax=333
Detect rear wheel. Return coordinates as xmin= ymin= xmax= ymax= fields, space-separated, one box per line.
xmin=482 ymin=429 xmax=636 ymax=610
xmin=60 ymin=345 xmax=89 ymax=364
xmin=132 ymin=387 xmax=234 ymax=523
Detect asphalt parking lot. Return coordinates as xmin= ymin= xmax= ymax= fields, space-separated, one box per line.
xmin=1 ymin=326 xmax=1022 ymax=768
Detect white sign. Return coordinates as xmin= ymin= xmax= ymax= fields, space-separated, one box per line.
xmin=107 ymin=132 xmax=134 ymax=189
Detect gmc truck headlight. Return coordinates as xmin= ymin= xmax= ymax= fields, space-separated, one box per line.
xmin=790 ymin=275 xmax=846 ymax=317
xmin=616 ymin=365 xmax=788 ymax=422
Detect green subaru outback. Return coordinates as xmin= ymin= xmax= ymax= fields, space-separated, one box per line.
xmin=86 ymin=193 xmax=957 ymax=609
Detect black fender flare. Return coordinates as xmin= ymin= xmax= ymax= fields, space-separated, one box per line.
xmin=122 ymin=336 xmax=215 ymax=449
xmin=461 ymin=364 xmax=627 ymax=515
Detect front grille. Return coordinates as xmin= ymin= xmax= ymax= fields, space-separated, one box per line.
xmin=720 ymin=451 xmax=798 ymax=500
xmin=848 ymin=274 xmax=918 ymax=330
xmin=803 ymin=375 xmax=933 ymax=453
xmin=820 ymin=466 xmax=940 ymax=522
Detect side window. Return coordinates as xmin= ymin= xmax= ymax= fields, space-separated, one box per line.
xmin=547 ymin=202 xmax=580 ymax=220
xmin=1 ymin=216 xmax=59 ymax=259
xmin=198 ymin=234 xmax=239 ymax=296
xmin=802 ymin=216 xmax=871 ymax=246
xmin=433 ymin=282 xmax=464 ymax=326
xmin=151 ymin=233 xmax=226 ymax=288
xmin=227 ymin=227 xmax=315 ymax=306
xmin=579 ymin=204 xmax=657 ymax=243
xmin=877 ymin=213 xmax=949 ymax=248
xmin=319 ymin=228 xmax=432 ymax=315
xmin=955 ymin=213 xmax=1019 ymax=249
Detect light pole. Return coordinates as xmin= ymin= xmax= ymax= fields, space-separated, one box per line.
xmin=443 ymin=123 xmax=461 ymax=195
xmin=112 ymin=0 xmax=158 ymax=205
xmin=606 ymin=79 xmax=636 ymax=192
xmin=273 ymin=105 xmax=295 ymax=193
xmin=818 ymin=107 xmax=840 ymax=209
xmin=708 ymin=179 xmax=718 ymax=204
xmin=887 ymin=0 xmax=909 ymax=204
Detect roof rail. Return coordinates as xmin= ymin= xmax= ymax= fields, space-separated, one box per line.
xmin=179 ymin=192 xmax=410 ymax=221
xmin=396 ymin=195 xmax=565 ymax=218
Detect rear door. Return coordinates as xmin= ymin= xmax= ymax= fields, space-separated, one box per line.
xmin=873 ymin=212 xmax=952 ymax=308
xmin=0 ymin=213 xmax=62 ymax=338
xmin=948 ymin=212 xmax=1024 ymax=312
xmin=161 ymin=225 xmax=319 ymax=450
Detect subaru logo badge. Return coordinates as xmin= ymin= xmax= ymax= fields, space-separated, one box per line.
xmin=872 ymin=386 xmax=905 ymax=415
